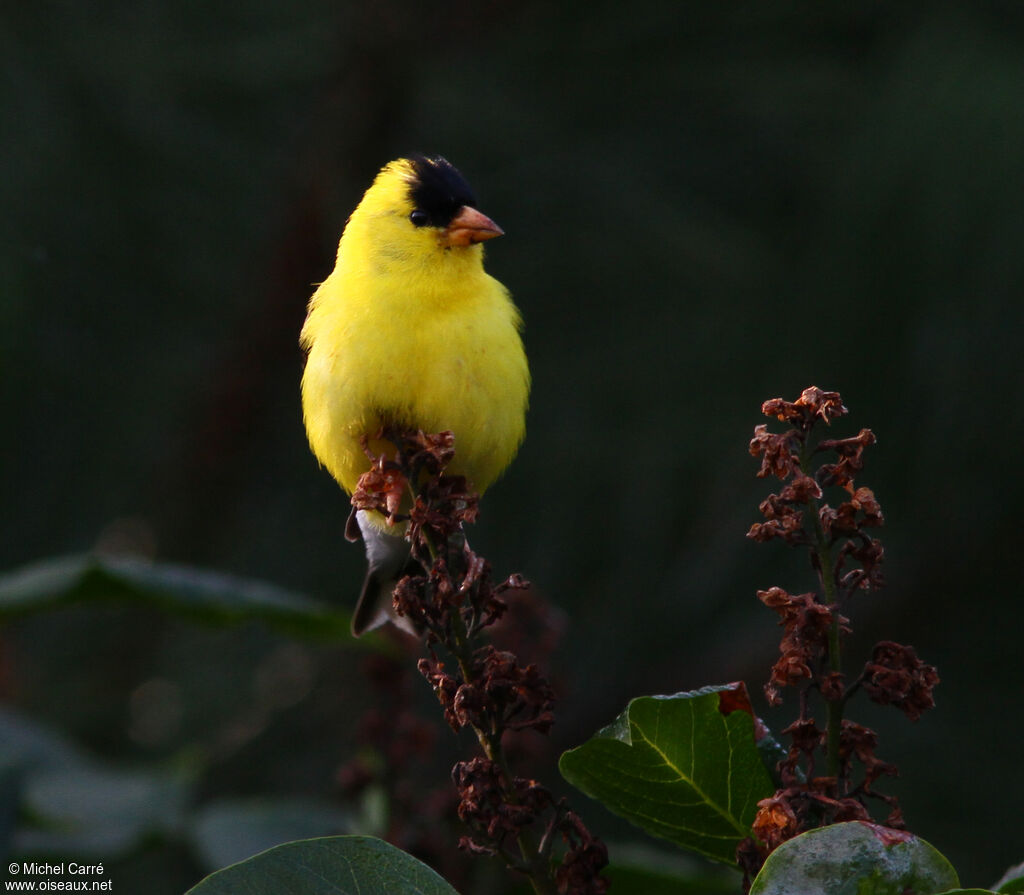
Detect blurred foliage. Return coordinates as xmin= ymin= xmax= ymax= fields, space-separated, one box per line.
xmin=0 ymin=553 xmax=352 ymax=634
xmin=3 ymin=1 xmax=1024 ymax=891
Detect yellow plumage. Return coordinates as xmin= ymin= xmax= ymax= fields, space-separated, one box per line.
xmin=300 ymin=156 xmax=529 ymax=634
xmin=301 ymin=156 xmax=528 ymax=494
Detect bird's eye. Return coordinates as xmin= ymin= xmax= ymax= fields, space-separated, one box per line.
xmin=409 ymin=210 xmax=429 ymax=227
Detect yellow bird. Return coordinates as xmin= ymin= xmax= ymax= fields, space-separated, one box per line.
xmin=300 ymin=155 xmax=529 ymax=636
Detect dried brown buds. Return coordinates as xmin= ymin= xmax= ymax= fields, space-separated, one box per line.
xmin=353 ymin=429 xmax=608 ymax=894
xmin=862 ymin=641 xmax=939 ymax=722
xmin=739 ymin=388 xmax=938 ymax=879
xmin=758 ymin=587 xmax=850 ymax=705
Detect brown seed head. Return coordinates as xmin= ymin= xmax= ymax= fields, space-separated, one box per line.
xmin=749 ymin=424 xmax=800 ymax=480
xmin=863 ymin=641 xmax=939 ymax=722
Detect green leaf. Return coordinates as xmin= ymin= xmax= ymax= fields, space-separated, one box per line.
xmin=749 ymin=821 xmax=960 ymax=895
xmin=0 ymin=553 xmax=352 ymax=639
xmin=191 ymin=797 xmax=353 ymax=871
xmin=559 ymin=683 xmax=775 ymax=865
xmin=995 ymin=861 xmax=1024 ymax=893
xmin=185 ymin=835 xmax=460 ymax=895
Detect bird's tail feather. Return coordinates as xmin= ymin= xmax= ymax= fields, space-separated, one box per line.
xmin=350 ymin=509 xmax=419 ymax=636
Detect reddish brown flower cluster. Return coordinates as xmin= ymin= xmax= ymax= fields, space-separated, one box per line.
xmin=837 ymin=721 xmax=899 ymax=800
xmin=862 ymin=641 xmax=939 ymax=722
xmin=753 ymin=716 xmax=897 ymax=839
xmin=391 ymin=556 xmax=518 ymax=644
xmin=554 ymin=811 xmax=610 ymax=895
xmin=758 ymin=587 xmax=849 ymax=705
xmin=352 ymin=429 xmax=483 ymax=537
xmin=453 ymin=757 xmax=551 ymax=853
xmin=761 ymin=386 xmax=848 ymax=425
xmin=450 ymin=757 xmax=608 ymax=893
xmin=817 ymin=429 xmax=876 ymax=489
xmin=740 ymin=717 xmax=903 ymax=879
xmin=749 ymin=387 xmax=846 ymax=483
xmin=420 ymin=647 xmax=555 ymax=736
xmin=351 ymin=428 xmax=608 ymax=895
xmin=739 ymin=388 xmax=938 ymax=883
xmin=746 ymin=387 xmax=903 ymax=709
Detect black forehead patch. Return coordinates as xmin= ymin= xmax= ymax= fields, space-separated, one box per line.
xmin=407 ymin=155 xmax=478 ymax=227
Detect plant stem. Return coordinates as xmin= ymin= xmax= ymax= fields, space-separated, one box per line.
xmin=800 ymin=435 xmax=844 ymax=783
xmin=443 ymin=546 xmax=556 ymax=895
xmin=818 ymin=537 xmax=844 ymax=784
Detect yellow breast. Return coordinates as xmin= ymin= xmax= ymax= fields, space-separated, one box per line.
xmin=300 ymin=235 xmax=528 ymax=498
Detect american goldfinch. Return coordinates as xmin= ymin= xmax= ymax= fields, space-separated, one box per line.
xmin=300 ymin=155 xmax=529 ymax=635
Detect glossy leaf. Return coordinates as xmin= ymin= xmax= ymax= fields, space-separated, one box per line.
xmin=559 ymin=683 xmax=774 ymax=864
xmin=0 ymin=553 xmax=352 ymax=639
xmin=749 ymin=821 xmax=959 ymax=895
xmin=186 ymin=835 xmax=460 ymax=895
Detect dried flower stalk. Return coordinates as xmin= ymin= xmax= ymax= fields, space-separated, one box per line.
xmin=739 ymin=387 xmax=939 ymax=880
xmin=351 ymin=428 xmax=608 ymax=895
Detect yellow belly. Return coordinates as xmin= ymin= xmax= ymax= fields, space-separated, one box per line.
xmin=301 ymin=272 xmax=528 ymax=497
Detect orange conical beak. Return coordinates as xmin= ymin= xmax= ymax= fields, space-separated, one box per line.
xmin=442 ymin=206 xmax=504 ymax=247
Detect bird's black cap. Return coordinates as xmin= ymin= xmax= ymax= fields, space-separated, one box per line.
xmin=406 ymin=155 xmax=478 ymax=228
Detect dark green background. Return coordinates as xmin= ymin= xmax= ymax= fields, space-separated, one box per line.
xmin=3 ymin=2 xmax=1022 ymax=891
